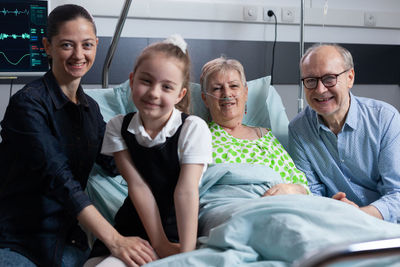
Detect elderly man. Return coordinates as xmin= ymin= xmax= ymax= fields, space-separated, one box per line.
xmin=289 ymin=43 xmax=400 ymax=223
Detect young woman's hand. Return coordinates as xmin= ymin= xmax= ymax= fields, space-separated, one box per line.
xmin=153 ymin=240 xmax=181 ymax=258
xmin=109 ymin=235 xmax=158 ymax=267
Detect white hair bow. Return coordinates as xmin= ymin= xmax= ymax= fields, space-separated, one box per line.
xmin=163 ymin=34 xmax=187 ymax=54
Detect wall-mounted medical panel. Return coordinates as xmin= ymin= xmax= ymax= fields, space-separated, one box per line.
xmin=79 ymin=37 xmax=399 ymax=85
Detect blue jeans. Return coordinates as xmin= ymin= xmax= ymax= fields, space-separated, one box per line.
xmin=61 ymin=244 xmax=90 ymax=267
xmin=0 ymin=245 xmax=90 ymax=267
xmin=0 ymin=248 xmax=36 ymax=267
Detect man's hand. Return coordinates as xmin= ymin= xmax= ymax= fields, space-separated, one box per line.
xmin=263 ymin=183 xmax=307 ymax=196
xmin=109 ymin=235 xmax=158 ymax=267
xmin=332 ymin=192 xmax=383 ymax=220
xmin=332 ymin=192 xmax=359 ymax=208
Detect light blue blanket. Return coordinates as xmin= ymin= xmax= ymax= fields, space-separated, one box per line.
xmin=145 ymin=163 xmax=400 ymax=266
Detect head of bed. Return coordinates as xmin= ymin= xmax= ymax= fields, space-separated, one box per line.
xmin=84 ymin=75 xmax=289 ymax=224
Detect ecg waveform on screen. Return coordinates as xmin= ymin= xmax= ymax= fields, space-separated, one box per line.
xmin=0 ymin=8 xmax=29 ymax=16
xmin=0 ymin=33 xmax=30 ymax=40
xmin=0 ymin=1 xmax=48 ymax=73
xmin=0 ymin=51 xmax=30 ymax=66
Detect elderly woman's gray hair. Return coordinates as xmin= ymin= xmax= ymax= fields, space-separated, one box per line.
xmin=300 ymin=43 xmax=354 ymax=75
xmin=200 ymin=57 xmax=247 ymax=92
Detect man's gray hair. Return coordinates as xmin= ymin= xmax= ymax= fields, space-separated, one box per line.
xmin=300 ymin=43 xmax=354 ymax=74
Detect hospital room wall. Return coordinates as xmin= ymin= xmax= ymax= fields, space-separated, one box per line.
xmin=0 ymin=0 xmax=399 ymax=124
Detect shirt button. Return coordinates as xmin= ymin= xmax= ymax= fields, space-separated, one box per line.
xmin=341 ymin=159 xmax=344 ymax=163
xmin=71 ymin=240 xmax=76 ymax=244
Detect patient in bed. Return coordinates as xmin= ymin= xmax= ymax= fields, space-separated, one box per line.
xmin=200 ymin=57 xmax=309 ymax=196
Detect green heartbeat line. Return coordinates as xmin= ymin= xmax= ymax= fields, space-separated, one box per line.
xmin=0 ymin=8 xmax=29 ymax=16
xmin=0 ymin=52 xmax=30 ymax=65
xmin=0 ymin=33 xmax=30 ymax=40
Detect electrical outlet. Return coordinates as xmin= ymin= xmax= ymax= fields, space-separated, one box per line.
xmin=263 ymin=7 xmax=278 ymax=22
xmin=364 ymin=12 xmax=376 ymax=27
xmin=281 ymin=7 xmax=295 ymax=23
xmin=243 ymin=6 xmax=258 ymax=21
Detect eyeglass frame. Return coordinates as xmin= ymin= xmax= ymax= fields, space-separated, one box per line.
xmin=301 ymin=69 xmax=351 ymax=90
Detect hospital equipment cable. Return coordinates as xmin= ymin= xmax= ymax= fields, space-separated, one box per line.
xmin=267 ymin=10 xmax=277 ymax=85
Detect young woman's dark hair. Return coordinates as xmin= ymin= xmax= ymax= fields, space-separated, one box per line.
xmin=47 ymin=4 xmax=96 ymax=42
xmin=46 ymin=4 xmax=97 ymax=66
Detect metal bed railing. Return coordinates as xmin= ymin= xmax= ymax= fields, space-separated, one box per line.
xmin=298 ymin=0 xmax=305 ymax=113
xmin=292 ymin=237 xmax=400 ymax=267
xmin=101 ymin=0 xmax=132 ymax=88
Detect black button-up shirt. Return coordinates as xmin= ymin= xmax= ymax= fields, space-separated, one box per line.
xmin=0 ymin=71 xmax=111 ymax=266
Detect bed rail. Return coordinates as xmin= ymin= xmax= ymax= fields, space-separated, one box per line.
xmin=293 ymin=237 xmax=400 ymax=267
xmin=102 ymin=0 xmax=132 ymax=88
xmin=298 ymin=0 xmax=305 ymax=113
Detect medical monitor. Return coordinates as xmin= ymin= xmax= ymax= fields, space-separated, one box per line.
xmin=0 ymin=0 xmax=48 ymax=77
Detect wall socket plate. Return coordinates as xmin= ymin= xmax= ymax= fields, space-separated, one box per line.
xmin=364 ymin=12 xmax=377 ymax=27
xmin=243 ymin=6 xmax=258 ymax=21
xmin=263 ymin=7 xmax=278 ymax=22
xmin=281 ymin=7 xmax=295 ymax=23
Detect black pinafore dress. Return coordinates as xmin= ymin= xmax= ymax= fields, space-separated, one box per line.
xmin=114 ymin=112 xmax=189 ymax=242
xmin=89 ymin=112 xmax=188 ymax=257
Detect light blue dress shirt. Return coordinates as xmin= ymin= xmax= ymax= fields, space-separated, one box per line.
xmin=289 ymin=93 xmax=400 ymax=223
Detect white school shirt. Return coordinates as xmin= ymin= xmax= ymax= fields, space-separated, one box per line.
xmin=102 ymin=108 xmax=212 ymax=173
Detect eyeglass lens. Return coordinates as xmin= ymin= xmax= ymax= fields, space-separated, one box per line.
xmin=304 ymin=75 xmax=337 ymax=89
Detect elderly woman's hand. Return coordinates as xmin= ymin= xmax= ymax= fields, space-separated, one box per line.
xmin=263 ymin=184 xmax=307 ymax=197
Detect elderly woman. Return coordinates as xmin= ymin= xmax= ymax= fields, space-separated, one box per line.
xmin=200 ymin=57 xmax=308 ymax=196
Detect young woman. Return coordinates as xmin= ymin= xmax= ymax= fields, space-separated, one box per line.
xmin=0 ymin=4 xmax=156 ymax=267
xmin=86 ymin=35 xmax=212 ymax=266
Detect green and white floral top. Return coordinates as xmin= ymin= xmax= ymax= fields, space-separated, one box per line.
xmin=209 ymin=122 xmax=309 ymax=191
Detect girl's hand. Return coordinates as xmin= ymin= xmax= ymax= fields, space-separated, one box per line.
xmin=263 ymin=183 xmax=307 ymax=196
xmin=153 ymin=240 xmax=181 ymax=258
xmin=109 ymin=235 xmax=158 ymax=267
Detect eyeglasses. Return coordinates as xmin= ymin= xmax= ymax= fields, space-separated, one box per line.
xmin=301 ymin=69 xmax=350 ymax=90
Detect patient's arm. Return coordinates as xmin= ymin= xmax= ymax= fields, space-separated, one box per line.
xmin=263 ymin=183 xmax=307 ymax=196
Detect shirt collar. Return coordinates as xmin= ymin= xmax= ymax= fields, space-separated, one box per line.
xmin=343 ymin=92 xmax=358 ymax=130
xmin=127 ymin=108 xmax=182 ymax=143
xmin=44 ymin=71 xmax=89 ymax=110
xmin=313 ymin=92 xmax=357 ymax=133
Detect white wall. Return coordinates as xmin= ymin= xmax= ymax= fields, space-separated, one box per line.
xmin=49 ymin=0 xmax=400 ymax=44
xmin=1 ymin=0 xmax=399 ymax=124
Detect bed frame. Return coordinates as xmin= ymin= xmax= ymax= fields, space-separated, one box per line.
xmin=294 ymin=237 xmax=400 ymax=267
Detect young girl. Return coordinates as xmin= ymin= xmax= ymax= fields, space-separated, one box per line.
xmin=87 ymin=35 xmax=212 ymax=266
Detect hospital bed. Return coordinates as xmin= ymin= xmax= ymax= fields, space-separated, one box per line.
xmin=86 ymin=62 xmax=400 ymax=267
xmin=83 ymin=0 xmax=400 ymax=266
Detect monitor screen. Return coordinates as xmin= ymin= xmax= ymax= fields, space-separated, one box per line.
xmin=0 ymin=0 xmax=48 ymax=77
